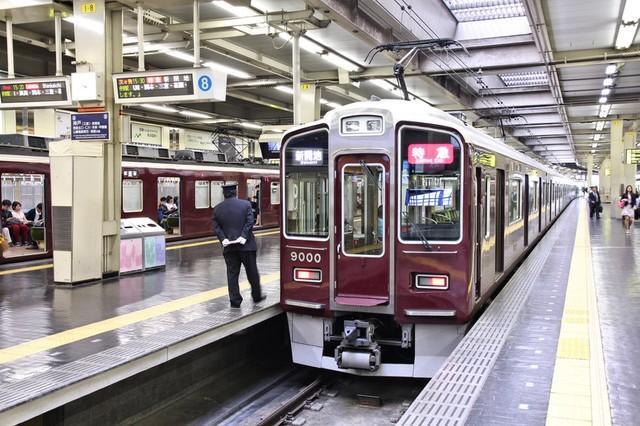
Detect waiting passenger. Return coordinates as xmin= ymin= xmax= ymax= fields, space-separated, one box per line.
xmin=1 ymin=200 xmax=13 ymax=247
xmin=8 ymin=201 xmax=30 ymax=246
xmin=619 ymin=185 xmax=637 ymax=234
xmin=588 ymin=186 xmax=602 ymax=219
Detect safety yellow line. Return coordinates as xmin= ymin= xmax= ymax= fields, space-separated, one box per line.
xmin=546 ymin=201 xmax=611 ymax=426
xmin=0 ymin=229 xmax=280 ymax=277
xmin=0 ymin=272 xmax=280 ymax=364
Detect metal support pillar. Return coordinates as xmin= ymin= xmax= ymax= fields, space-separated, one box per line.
xmin=193 ymin=0 xmax=200 ymax=66
xmin=586 ymin=154 xmax=593 ymax=187
xmin=54 ymin=12 xmax=63 ymax=76
xmin=137 ymin=3 xmax=145 ymax=71
xmin=600 ymin=157 xmax=611 ymax=202
xmin=300 ymin=83 xmax=320 ymax=124
xmin=292 ymin=32 xmax=301 ymax=125
xmin=6 ymin=17 xmax=14 ymax=78
xmin=609 ymin=119 xmax=624 ymax=218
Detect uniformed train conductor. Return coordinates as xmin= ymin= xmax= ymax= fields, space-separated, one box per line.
xmin=213 ymin=183 xmax=265 ymax=308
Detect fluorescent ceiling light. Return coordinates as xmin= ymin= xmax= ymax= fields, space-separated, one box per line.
xmin=601 ymin=88 xmax=611 ymax=96
xmin=599 ymin=96 xmax=608 ymax=104
xmin=141 ymin=104 xmax=178 ymax=113
xmin=370 ymin=79 xmax=402 ymax=96
xmin=199 ymin=118 xmax=233 ymax=124
xmin=622 ymin=0 xmax=640 ymax=22
xmin=443 ymin=0 xmax=526 ymax=22
xmin=275 ymin=85 xmax=294 ymax=95
xmin=278 ymin=33 xmax=360 ymax=72
xmin=595 ymin=121 xmax=606 ymax=131
xmin=591 ymin=149 xmax=596 ymax=153
xmin=163 ymin=49 xmax=196 ymax=63
xmin=605 ymin=64 xmax=617 ymax=75
xmin=592 ymin=143 xmax=599 ymax=148
xmin=320 ymin=98 xmax=329 ymax=105
xmin=239 ymin=122 xmax=262 ymax=130
xmin=122 ymin=43 xmax=160 ymax=54
xmin=179 ymin=110 xmax=210 ymax=118
xmin=499 ymin=71 xmax=548 ymax=87
xmin=278 ymin=33 xmax=323 ymax=54
xmin=602 ymin=77 xmax=615 ymax=86
xmin=211 ymin=1 xmax=255 ymax=17
xmin=615 ymin=23 xmax=638 ymax=49
xmin=327 ymin=102 xmax=342 ymax=109
xmin=323 ymin=53 xmax=361 ymax=72
xmin=63 ymin=16 xmax=103 ymax=35
xmin=593 ymin=134 xmax=601 ymax=141
xmin=204 ymin=60 xmax=253 ymax=79
xmin=599 ymin=104 xmax=612 ymax=118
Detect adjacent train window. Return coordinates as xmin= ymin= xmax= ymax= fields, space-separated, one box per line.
xmin=529 ymin=180 xmax=539 ymax=213
xmin=342 ymin=163 xmax=384 ymax=257
xmin=484 ymin=176 xmax=491 ymax=239
xmin=283 ymin=130 xmax=329 ymax=239
xmin=399 ymin=127 xmax=462 ymax=243
xmin=508 ymin=178 xmax=522 ymax=223
xmin=210 ymin=181 xmax=224 ymax=207
xmin=195 ymin=181 xmax=210 ymax=209
xmin=270 ymin=182 xmax=281 ymax=205
xmin=1 ymin=173 xmax=44 ymax=212
xmin=122 ymin=179 xmax=143 ymax=213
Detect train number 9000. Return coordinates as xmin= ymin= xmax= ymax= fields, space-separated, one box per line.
xmin=290 ymin=251 xmax=322 ymax=263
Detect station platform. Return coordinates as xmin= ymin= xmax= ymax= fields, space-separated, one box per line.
xmin=399 ymin=199 xmax=639 ymax=426
xmin=0 ymin=229 xmax=281 ymax=424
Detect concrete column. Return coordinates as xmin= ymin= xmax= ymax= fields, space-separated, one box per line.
xmin=299 ymin=83 xmax=320 ymax=124
xmin=586 ymin=154 xmax=593 ymax=187
xmin=609 ymin=120 xmax=624 ymax=218
xmin=600 ymin=157 xmax=611 ymax=203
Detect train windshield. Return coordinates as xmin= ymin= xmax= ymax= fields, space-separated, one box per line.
xmin=283 ymin=130 xmax=329 ymax=239
xmin=399 ymin=127 xmax=462 ymax=243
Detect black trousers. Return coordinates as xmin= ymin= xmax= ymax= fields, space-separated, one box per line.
xmin=223 ymin=250 xmax=262 ymax=305
xmin=589 ymin=203 xmax=600 ymax=218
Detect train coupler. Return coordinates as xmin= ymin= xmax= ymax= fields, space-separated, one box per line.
xmin=334 ymin=320 xmax=381 ymax=371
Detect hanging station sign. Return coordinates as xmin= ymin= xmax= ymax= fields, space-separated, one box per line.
xmin=71 ymin=112 xmax=110 ymax=141
xmin=626 ymin=149 xmax=640 ymax=164
xmin=112 ymin=68 xmax=226 ymax=104
xmin=0 ymin=76 xmax=72 ymax=109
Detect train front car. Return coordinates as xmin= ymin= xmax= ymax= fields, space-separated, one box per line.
xmin=280 ymin=100 xmax=471 ymax=378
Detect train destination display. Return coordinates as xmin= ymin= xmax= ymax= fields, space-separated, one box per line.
xmin=113 ymin=68 xmax=226 ymax=104
xmin=0 ymin=77 xmax=72 ymax=108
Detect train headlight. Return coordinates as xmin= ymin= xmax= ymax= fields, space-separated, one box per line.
xmin=415 ymin=274 xmax=449 ymax=290
xmin=294 ymin=268 xmax=322 ymax=283
xmin=340 ymin=115 xmax=384 ymax=135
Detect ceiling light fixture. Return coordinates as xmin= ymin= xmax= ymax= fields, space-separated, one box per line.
xmin=179 ymin=110 xmax=211 ymax=119
xmin=163 ymin=49 xmax=196 ymax=63
xmin=238 ymin=122 xmax=262 ymax=130
xmin=327 ymin=102 xmax=342 ymax=109
xmin=599 ymin=96 xmax=608 ymax=103
xmin=140 ymin=104 xmax=178 ymax=113
xmin=211 ymin=0 xmax=255 ymax=17
xmin=278 ymin=33 xmax=323 ymax=54
xmin=370 ymin=79 xmax=403 ymax=97
xmin=605 ymin=64 xmax=617 ymax=75
xmin=591 ymin=149 xmax=596 ymax=153
xmin=599 ymin=104 xmax=612 ymax=118
xmin=622 ymin=0 xmax=640 ymax=22
xmin=203 ymin=60 xmax=253 ymax=79
xmin=278 ymin=33 xmax=360 ymax=71
xmin=615 ymin=22 xmax=639 ymax=49
xmin=592 ymin=143 xmax=599 ymax=148
xmin=601 ymin=88 xmax=611 ymax=96
xmin=595 ymin=121 xmax=606 ymax=131
xmin=603 ymin=77 xmax=614 ymax=86
xmin=593 ymin=134 xmax=601 ymax=141
xmin=275 ymin=85 xmax=294 ymax=95
xmin=322 ymin=53 xmax=361 ymax=72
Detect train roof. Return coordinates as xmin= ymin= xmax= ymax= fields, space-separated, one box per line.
xmin=285 ymin=100 xmax=576 ymax=185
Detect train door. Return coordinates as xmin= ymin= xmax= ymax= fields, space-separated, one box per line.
xmin=475 ymin=167 xmax=482 ymax=300
xmin=246 ymin=178 xmax=261 ymax=225
xmin=158 ymin=177 xmax=181 ymax=235
xmin=334 ymin=154 xmax=390 ymax=306
xmin=0 ymin=173 xmax=47 ymax=258
xmin=524 ymin=174 xmax=529 ymax=246
xmin=495 ymin=169 xmax=505 ymax=273
xmin=538 ymin=178 xmax=542 ymax=232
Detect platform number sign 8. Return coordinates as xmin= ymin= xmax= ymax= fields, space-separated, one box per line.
xmin=198 ymin=75 xmax=212 ymax=92
xmin=290 ymin=251 xmax=322 ymax=264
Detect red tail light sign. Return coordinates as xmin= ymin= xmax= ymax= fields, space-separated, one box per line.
xmin=408 ymin=144 xmax=454 ymax=165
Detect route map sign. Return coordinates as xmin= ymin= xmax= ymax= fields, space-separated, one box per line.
xmin=0 ymin=76 xmax=72 ymax=108
xmin=113 ymin=68 xmax=226 ymax=104
xmin=71 ymin=112 xmax=110 ymax=141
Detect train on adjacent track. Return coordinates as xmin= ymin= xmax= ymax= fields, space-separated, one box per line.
xmin=0 ymin=149 xmax=280 ymax=264
xmin=279 ymin=99 xmax=579 ymax=378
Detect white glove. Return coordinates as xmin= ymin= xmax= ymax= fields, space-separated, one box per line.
xmin=238 ymin=237 xmax=247 ymax=245
xmin=222 ymin=239 xmax=230 ymax=247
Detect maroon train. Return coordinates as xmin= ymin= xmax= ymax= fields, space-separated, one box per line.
xmin=0 ymin=149 xmax=279 ymax=264
xmin=279 ymin=100 xmax=578 ymax=377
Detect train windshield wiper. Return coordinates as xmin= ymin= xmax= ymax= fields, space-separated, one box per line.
xmin=358 ymin=160 xmax=432 ymax=252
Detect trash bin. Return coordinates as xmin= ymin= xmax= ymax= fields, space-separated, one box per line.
xmin=120 ymin=219 xmax=144 ymax=274
xmin=128 ymin=217 xmax=166 ymax=270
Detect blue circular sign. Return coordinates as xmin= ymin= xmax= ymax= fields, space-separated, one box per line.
xmin=198 ymin=75 xmax=213 ymax=92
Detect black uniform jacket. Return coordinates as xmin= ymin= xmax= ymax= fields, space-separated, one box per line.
xmin=212 ymin=197 xmax=257 ymax=253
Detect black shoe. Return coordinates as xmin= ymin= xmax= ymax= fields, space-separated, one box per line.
xmin=230 ymin=303 xmax=241 ymax=308
xmin=253 ymin=296 xmax=267 ymax=303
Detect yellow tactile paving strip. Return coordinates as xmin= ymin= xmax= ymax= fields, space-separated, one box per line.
xmin=546 ymin=202 xmax=611 ymax=426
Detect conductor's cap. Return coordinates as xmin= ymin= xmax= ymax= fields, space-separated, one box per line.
xmin=222 ymin=183 xmax=238 ymax=191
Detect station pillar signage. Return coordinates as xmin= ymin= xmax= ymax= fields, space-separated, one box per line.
xmin=71 ymin=112 xmax=110 ymax=141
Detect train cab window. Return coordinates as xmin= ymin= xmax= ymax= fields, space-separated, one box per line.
xmin=399 ymin=127 xmax=462 ymax=243
xmin=508 ymin=177 xmax=522 ymax=223
xmin=122 ymin=179 xmax=143 ymax=213
xmin=195 ymin=181 xmax=210 ymax=209
xmin=210 ymin=181 xmax=224 ymax=207
xmin=342 ymin=163 xmax=384 ymax=256
xmin=283 ymin=130 xmax=329 ymax=239
xmin=270 ymin=182 xmax=281 ymax=205
xmin=484 ymin=176 xmax=491 ymax=239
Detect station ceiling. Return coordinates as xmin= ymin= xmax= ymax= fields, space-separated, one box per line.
xmin=1 ymin=0 xmax=639 ymax=170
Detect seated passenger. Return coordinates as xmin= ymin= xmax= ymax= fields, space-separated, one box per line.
xmin=25 ymin=203 xmax=44 ymax=226
xmin=0 ymin=200 xmax=12 ymax=247
xmin=9 ymin=201 xmax=31 ymax=246
xmin=164 ymin=196 xmax=178 ymax=216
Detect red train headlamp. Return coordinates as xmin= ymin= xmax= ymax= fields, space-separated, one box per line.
xmin=294 ymin=268 xmax=322 ymax=283
xmin=415 ymin=274 xmax=449 ymax=290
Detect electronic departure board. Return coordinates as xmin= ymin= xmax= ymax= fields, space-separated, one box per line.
xmin=113 ymin=68 xmax=226 ymax=104
xmin=0 ymin=76 xmax=72 ymax=108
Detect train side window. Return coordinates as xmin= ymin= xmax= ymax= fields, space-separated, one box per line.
xmin=210 ymin=181 xmax=224 ymax=207
xmin=270 ymin=182 xmax=281 ymax=205
xmin=122 ymin=179 xmax=143 ymax=213
xmin=484 ymin=176 xmax=491 ymax=239
xmin=529 ymin=180 xmax=538 ymax=213
xmin=195 ymin=181 xmax=210 ymax=209
xmin=508 ymin=177 xmax=522 ymax=223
